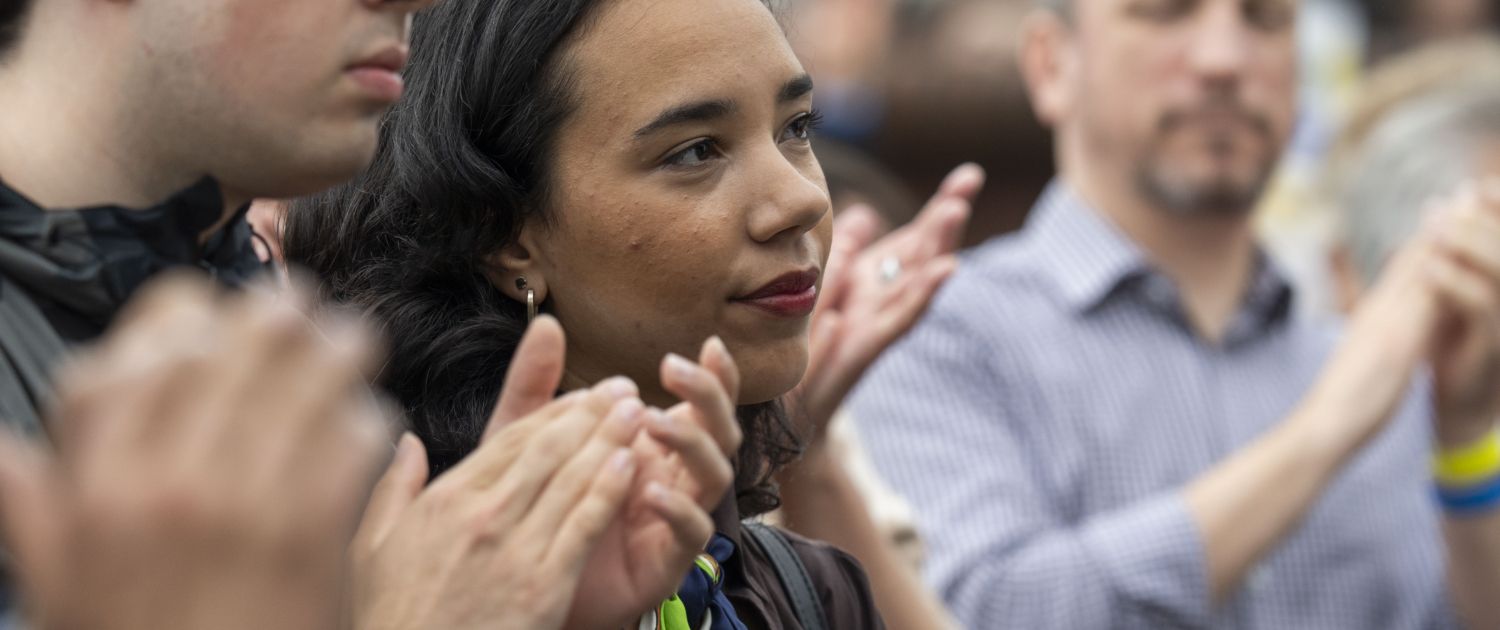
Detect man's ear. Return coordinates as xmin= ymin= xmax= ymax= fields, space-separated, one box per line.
xmin=1018 ymin=9 xmax=1076 ymax=129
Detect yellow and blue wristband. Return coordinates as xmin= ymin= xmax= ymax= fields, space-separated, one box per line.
xmin=1434 ymin=428 xmax=1500 ymax=514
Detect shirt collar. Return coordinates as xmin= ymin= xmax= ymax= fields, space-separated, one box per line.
xmin=1022 ymin=179 xmax=1153 ymax=314
xmin=1020 ymin=179 xmax=1296 ymax=339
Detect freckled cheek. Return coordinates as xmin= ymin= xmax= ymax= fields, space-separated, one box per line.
xmin=616 ymin=228 xmax=730 ymax=309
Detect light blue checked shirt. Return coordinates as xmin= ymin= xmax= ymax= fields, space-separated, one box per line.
xmin=849 ymin=181 xmax=1456 ymax=629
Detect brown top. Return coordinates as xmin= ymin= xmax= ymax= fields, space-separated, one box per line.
xmin=714 ymin=497 xmax=886 ymax=630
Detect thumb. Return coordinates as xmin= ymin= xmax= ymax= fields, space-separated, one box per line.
xmin=0 ymin=430 xmax=61 ymax=590
xmin=354 ymin=432 xmax=428 ymax=551
xmin=486 ymin=315 xmax=567 ymax=439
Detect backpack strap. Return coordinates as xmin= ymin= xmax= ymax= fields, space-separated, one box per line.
xmin=741 ymin=521 xmax=828 ymax=630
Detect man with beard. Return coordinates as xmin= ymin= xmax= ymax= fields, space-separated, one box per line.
xmin=851 ymin=0 xmax=1500 ymax=627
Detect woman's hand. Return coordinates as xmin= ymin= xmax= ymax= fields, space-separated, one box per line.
xmin=0 ymin=275 xmax=388 ymax=630
xmin=563 ymin=337 xmax=743 ymax=629
xmin=348 ymin=316 xmax=648 ymax=630
xmin=791 ymin=163 xmax=984 ymax=450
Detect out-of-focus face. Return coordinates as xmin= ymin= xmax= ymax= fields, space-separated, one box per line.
xmin=1055 ymin=0 xmax=1298 ymax=214
xmin=127 ymin=0 xmax=432 ymax=200
xmin=519 ymin=0 xmax=833 ymax=405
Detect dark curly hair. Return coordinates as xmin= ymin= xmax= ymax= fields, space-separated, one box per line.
xmin=282 ymin=0 xmax=800 ymax=517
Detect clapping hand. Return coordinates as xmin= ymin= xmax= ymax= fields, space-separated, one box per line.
xmin=791 ymin=163 xmax=984 ymax=447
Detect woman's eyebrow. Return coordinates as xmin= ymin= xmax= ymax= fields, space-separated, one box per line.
xmin=631 ymin=75 xmax=814 ymax=140
xmin=633 ymin=99 xmax=737 ymax=139
xmin=779 ymin=74 xmax=814 ymax=103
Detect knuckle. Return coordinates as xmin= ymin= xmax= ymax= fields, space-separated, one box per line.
xmin=462 ymin=500 xmax=511 ymax=544
xmin=421 ymin=478 xmax=467 ymax=513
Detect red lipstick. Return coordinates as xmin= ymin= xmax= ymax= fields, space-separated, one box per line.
xmin=732 ymin=269 xmax=820 ymax=318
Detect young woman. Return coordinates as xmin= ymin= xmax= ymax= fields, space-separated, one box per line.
xmin=285 ymin=0 xmax=971 ymax=626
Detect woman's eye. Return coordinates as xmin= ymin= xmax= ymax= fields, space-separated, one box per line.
xmin=665 ymin=139 xmax=719 ymax=168
xmin=781 ymin=110 xmax=823 ymax=143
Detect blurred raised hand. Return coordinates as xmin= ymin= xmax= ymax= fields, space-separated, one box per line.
xmin=350 ymin=317 xmax=740 ymax=630
xmin=1425 ymin=182 xmax=1500 ymax=448
xmin=0 ymin=275 xmax=388 ymax=630
xmin=792 ymin=163 xmax=984 ymax=446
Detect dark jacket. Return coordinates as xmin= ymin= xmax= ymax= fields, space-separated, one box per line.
xmin=716 ymin=498 xmax=886 ymax=629
xmin=0 ymin=177 xmax=264 ymax=437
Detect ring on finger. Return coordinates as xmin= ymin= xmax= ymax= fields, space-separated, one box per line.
xmin=880 ymin=256 xmax=903 ymax=284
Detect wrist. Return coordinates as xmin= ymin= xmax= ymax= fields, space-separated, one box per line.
xmin=1436 ymin=412 xmax=1498 ymax=451
xmin=1434 ymin=427 xmax=1500 ymax=515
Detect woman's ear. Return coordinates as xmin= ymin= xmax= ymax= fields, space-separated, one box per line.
xmin=485 ymin=224 xmax=549 ymax=305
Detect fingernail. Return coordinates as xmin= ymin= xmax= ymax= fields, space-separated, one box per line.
xmin=945 ymin=163 xmax=984 ymax=188
xmin=609 ymin=448 xmax=635 ymax=473
xmin=665 ymin=353 xmax=695 ymax=380
xmin=599 ymin=376 xmax=638 ymax=399
xmin=650 ymin=409 xmax=675 ymax=430
xmin=611 ymin=398 xmax=644 ymax=427
xmin=707 ymin=336 xmax=729 ymax=358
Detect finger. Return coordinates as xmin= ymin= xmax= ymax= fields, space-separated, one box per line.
xmin=248 ymin=312 xmax=382 ymax=476
xmin=539 ymin=448 xmax=636 ymax=576
xmin=511 ymin=397 xmax=642 ymax=533
xmin=352 ymin=432 xmax=429 ymax=552
xmin=697 ymin=337 xmax=742 ymax=411
xmin=1478 ymin=178 xmax=1500 ymax=216
xmin=661 ymin=353 xmax=738 ymax=455
xmin=487 ymin=315 xmax=568 ymax=439
xmin=105 ymin=270 xmax=219 ymax=336
xmin=458 ymin=376 xmax=635 ymax=488
xmin=0 ymin=431 xmax=59 ymax=582
xmin=645 ymin=408 xmax=735 ymax=510
xmin=643 ymin=481 xmax=715 ymax=560
xmin=1436 ymin=209 xmax=1500 ymax=284
xmin=895 ymin=196 xmax=971 ymax=264
xmin=928 ymin=197 xmax=972 ymax=257
xmin=174 ymin=280 xmax=319 ymax=458
xmin=1429 ymin=253 xmax=1500 ymax=322
xmin=64 ymin=278 xmax=218 ymax=466
xmin=825 ymin=257 xmax=957 ymax=414
xmin=936 ymin=162 xmax=986 ymax=202
xmin=819 ymin=206 xmax=883 ymax=317
xmin=480 ymin=383 xmax=642 ymax=525
xmin=879 ymin=256 xmax=960 ymax=334
xmin=833 ymin=205 xmax=883 ymax=259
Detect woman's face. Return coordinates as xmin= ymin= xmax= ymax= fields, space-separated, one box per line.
xmin=511 ymin=0 xmax=833 ymax=406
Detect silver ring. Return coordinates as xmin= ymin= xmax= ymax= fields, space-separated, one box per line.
xmin=880 ymin=256 xmax=903 ymax=284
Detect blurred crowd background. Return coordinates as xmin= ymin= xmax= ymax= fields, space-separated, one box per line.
xmin=786 ymin=0 xmax=1498 ymax=313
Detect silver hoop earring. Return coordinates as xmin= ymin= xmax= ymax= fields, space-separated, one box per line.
xmin=515 ymin=277 xmax=538 ymax=323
